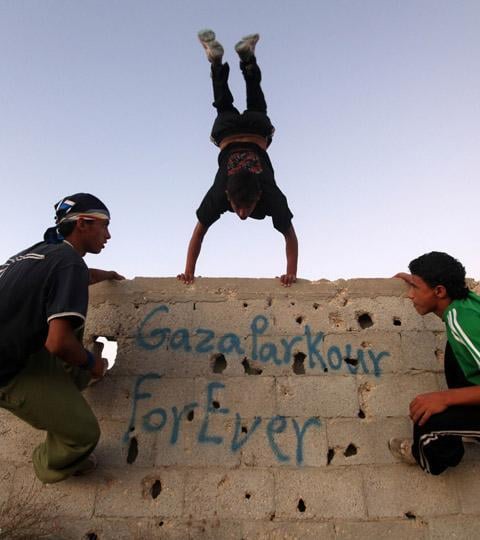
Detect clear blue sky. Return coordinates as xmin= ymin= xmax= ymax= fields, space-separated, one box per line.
xmin=1 ymin=1 xmax=479 ymax=280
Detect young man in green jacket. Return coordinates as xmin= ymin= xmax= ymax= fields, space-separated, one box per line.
xmin=391 ymin=251 xmax=480 ymax=474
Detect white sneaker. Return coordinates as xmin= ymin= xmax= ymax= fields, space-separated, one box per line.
xmin=388 ymin=438 xmax=417 ymax=465
xmin=235 ymin=33 xmax=260 ymax=62
xmin=198 ymin=29 xmax=224 ymax=64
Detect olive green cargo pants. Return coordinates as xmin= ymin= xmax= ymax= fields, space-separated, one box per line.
xmin=0 ymin=348 xmax=100 ymax=483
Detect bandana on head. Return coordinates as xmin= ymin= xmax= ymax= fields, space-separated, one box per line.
xmin=44 ymin=193 xmax=110 ymax=244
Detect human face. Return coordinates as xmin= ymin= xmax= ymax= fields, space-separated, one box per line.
xmin=406 ymin=274 xmax=443 ymax=316
xmin=227 ymin=192 xmax=261 ymax=220
xmin=82 ymin=218 xmax=111 ymax=254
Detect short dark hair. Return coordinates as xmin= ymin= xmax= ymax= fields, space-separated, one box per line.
xmin=409 ymin=251 xmax=469 ymax=300
xmin=226 ymin=171 xmax=261 ymax=207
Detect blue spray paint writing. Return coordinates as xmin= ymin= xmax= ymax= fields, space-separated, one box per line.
xmin=124 ymin=374 xmax=321 ymax=465
xmin=136 ymin=306 xmax=390 ymax=376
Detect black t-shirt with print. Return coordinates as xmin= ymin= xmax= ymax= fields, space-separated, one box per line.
xmin=0 ymin=241 xmax=89 ymax=386
xmin=196 ymin=143 xmax=293 ymax=234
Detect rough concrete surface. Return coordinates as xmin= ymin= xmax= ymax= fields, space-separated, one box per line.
xmin=1 ymin=277 xmax=480 ymax=539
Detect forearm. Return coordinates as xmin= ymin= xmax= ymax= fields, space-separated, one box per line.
xmin=184 ymin=222 xmax=207 ymax=274
xmin=285 ymin=226 xmax=298 ymax=276
xmin=443 ymin=386 xmax=480 ymax=407
xmin=89 ymin=268 xmax=124 ymax=284
xmin=45 ymin=320 xmax=90 ymax=367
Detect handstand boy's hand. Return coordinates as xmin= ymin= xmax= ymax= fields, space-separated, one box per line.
xmin=177 ymin=272 xmax=195 ymax=285
xmin=279 ymin=274 xmax=297 ymax=287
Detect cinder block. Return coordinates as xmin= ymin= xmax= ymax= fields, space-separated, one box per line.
xmin=274 ymin=468 xmax=366 ymax=519
xmin=194 ymin=376 xmax=277 ymax=417
xmin=11 ymin=465 xmax=96 ymax=518
xmin=184 ymin=469 xmax=274 ymax=519
xmin=242 ymin=333 xmax=326 ymax=376
xmin=154 ymin=415 xmax=241 ymax=468
xmin=86 ymin=375 xmax=196 ymax=423
xmin=112 ymin=338 xmax=225 ymax=378
xmin=326 ymin=417 xmax=412 ymax=465
xmin=357 ymin=373 xmax=440 ymax=418
xmin=335 ymin=520 xmax=427 ymax=539
xmin=362 ymin=464 xmax=460 ymax=518
xmin=451 ymin=462 xmax=480 ymax=514
xmin=343 ymin=297 xmax=425 ymax=332
xmin=323 ymin=331 xmax=401 ymax=376
xmin=192 ymin=299 xmax=272 ymax=335
xmin=242 ymin=520 xmax=335 ymax=539
xmin=428 ymin=516 xmax=480 ymax=540
xmin=95 ymin=467 xmax=184 ymax=518
xmin=96 ymin=419 xmax=156 ymax=468
xmin=51 ymin=518 xmax=190 ymax=540
xmin=188 ymin=519 xmax=245 ymax=540
xmin=276 ymin=376 xmax=359 ymax=417
xmin=345 ymin=278 xmax=407 ymax=299
xmin=0 ymin=414 xmax=42 ymax=465
xmin=240 ymin=416 xmax=327 ymax=468
xmin=400 ymin=331 xmax=443 ymax=372
xmin=267 ymin=299 xmax=331 ymax=336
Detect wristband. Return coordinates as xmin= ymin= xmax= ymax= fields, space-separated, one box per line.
xmin=82 ymin=350 xmax=96 ymax=371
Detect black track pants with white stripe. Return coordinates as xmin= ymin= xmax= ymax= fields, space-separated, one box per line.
xmin=411 ymin=342 xmax=480 ymax=475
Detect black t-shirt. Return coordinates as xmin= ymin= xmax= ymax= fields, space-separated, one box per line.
xmin=0 ymin=241 xmax=89 ymax=386
xmin=196 ymin=143 xmax=293 ymax=234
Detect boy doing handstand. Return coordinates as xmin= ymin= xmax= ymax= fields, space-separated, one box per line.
xmin=178 ymin=30 xmax=298 ymax=286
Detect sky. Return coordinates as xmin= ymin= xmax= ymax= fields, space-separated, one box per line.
xmin=1 ymin=0 xmax=479 ymax=281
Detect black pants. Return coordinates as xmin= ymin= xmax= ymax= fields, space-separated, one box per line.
xmin=412 ymin=342 xmax=480 ymax=475
xmin=210 ymin=60 xmax=275 ymax=146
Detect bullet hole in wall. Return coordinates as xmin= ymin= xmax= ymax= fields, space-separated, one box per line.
xmin=357 ymin=313 xmax=374 ymax=329
xmin=344 ymin=357 xmax=359 ymax=367
xmin=344 ymin=443 xmax=358 ymax=457
xmin=85 ymin=533 xmax=98 ymax=540
xmin=193 ymin=303 xmax=196 ymax=311
xmin=358 ymin=409 xmax=366 ymax=419
xmin=242 ymin=358 xmax=263 ymax=375
xmin=327 ymin=448 xmax=335 ymax=465
xmin=151 ymin=480 xmax=162 ymax=499
xmin=292 ymin=352 xmax=306 ymax=375
xmin=361 ymin=341 xmax=371 ymax=348
xmin=393 ymin=317 xmax=402 ymax=326
xmin=241 ymin=426 xmax=248 ymax=434
xmin=212 ymin=354 xmax=227 ymax=374
xmin=290 ymin=301 xmax=296 ymax=306
xmin=243 ymin=302 xmax=248 ymax=308
xmin=212 ymin=401 xmax=220 ymax=409
xmin=405 ymin=512 xmax=416 ymax=520
xmin=297 ymin=499 xmax=306 ymax=512
xmin=313 ymin=303 xmax=319 ymax=310
xmin=266 ymin=297 xmax=273 ymax=307
xmin=187 ymin=410 xmax=195 ymax=422
xmin=295 ymin=315 xmax=304 ymax=325
xmin=127 ymin=437 xmax=138 ymax=465
xmin=245 ymin=493 xmax=251 ymax=500
xmin=158 ymin=521 xmax=164 ymax=527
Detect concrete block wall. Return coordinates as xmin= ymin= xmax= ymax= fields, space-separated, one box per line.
xmin=2 ymin=277 xmax=480 ymax=539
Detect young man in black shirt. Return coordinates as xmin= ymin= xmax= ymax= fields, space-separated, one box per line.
xmin=178 ymin=30 xmax=298 ymax=287
xmin=0 ymin=193 xmax=124 ymax=483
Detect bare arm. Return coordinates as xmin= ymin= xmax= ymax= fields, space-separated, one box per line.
xmin=177 ymin=221 xmax=209 ymax=284
xmin=410 ymin=387 xmax=480 ymax=426
xmin=279 ymin=224 xmax=298 ymax=287
xmin=45 ymin=318 xmax=105 ymax=378
xmin=89 ymin=268 xmax=125 ymax=285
